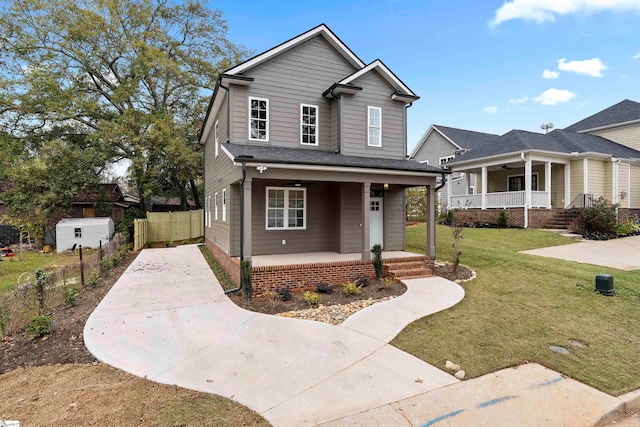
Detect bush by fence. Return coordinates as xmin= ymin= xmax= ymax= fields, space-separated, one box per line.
xmin=0 ymin=233 xmax=127 ymax=336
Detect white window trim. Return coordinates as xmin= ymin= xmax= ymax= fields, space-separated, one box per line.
xmin=214 ymin=192 xmax=218 ymax=221
xmin=214 ymin=120 xmax=219 ymax=157
xmin=439 ymin=155 xmax=455 ymax=165
xmin=265 ymin=186 xmax=307 ymax=230
xmin=469 ymin=186 xmax=475 ymax=195
xmin=507 ymin=172 xmax=539 ymax=192
xmin=300 ymin=103 xmax=319 ymax=146
xmin=207 ymin=196 xmax=211 ymax=227
xmin=222 ymin=188 xmax=227 ymax=222
xmin=419 ymin=160 xmax=429 ymax=165
xmin=204 ymin=196 xmax=209 ymax=227
xmin=248 ymin=96 xmax=269 ymax=142
xmin=367 ymin=106 xmax=382 ymax=147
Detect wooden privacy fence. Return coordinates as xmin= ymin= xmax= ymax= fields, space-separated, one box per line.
xmin=134 ymin=210 xmax=203 ymax=250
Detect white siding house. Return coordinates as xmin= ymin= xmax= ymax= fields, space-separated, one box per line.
xmin=56 ymin=217 xmax=115 ymax=252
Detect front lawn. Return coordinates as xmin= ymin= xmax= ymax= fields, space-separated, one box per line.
xmin=393 ymin=224 xmax=640 ymax=396
xmin=0 ymin=250 xmax=79 ymax=293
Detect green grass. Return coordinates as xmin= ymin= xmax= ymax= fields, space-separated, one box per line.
xmin=0 ymin=250 xmax=79 ymax=292
xmin=393 ymin=224 xmax=640 ymax=396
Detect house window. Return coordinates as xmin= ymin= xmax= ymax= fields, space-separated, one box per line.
xmin=367 ymin=106 xmax=382 ymax=147
xmin=266 ymin=187 xmax=306 ymax=230
xmin=469 ymin=186 xmax=475 ymax=195
xmin=74 ymin=228 xmax=82 ymax=238
xmin=419 ymin=160 xmax=429 ymax=165
xmin=214 ymin=192 xmax=218 ymax=221
xmin=508 ymin=173 xmax=539 ymax=191
xmin=214 ymin=120 xmax=219 ymax=157
xmin=222 ymin=188 xmax=227 ymax=222
xmin=300 ymin=104 xmax=318 ymax=146
xmin=439 ymin=155 xmax=455 ymax=165
xmin=249 ymin=97 xmax=269 ymax=141
xmin=206 ymin=196 xmax=211 ymax=227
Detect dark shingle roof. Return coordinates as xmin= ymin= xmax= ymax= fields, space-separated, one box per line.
xmin=565 ymin=99 xmax=640 ymax=132
xmin=434 ymin=125 xmax=500 ymax=150
xmin=224 ymin=143 xmax=448 ymax=174
xmin=449 ymin=129 xmax=640 ymax=164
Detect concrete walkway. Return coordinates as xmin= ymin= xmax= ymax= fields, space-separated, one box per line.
xmin=84 ymin=245 xmax=635 ymax=426
xmin=522 ymin=235 xmax=640 ymax=271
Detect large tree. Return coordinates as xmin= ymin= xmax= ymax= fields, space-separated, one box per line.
xmin=0 ymin=0 xmax=248 ymax=210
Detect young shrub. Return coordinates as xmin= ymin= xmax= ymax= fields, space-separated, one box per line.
xmin=303 ymin=291 xmax=321 ymax=306
xmin=342 ymin=281 xmax=362 ymax=296
xmin=27 ymin=315 xmax=53 ymax=339
xmin=450 ymin=214 xmax=463 ymax=273
xmin=315 ymin=282 xmax=333 ymax=294
xmin=381 ymin=277 xmax=395 ymax=288
xmin=443 ymin=210 xmax=454 ymax=226
xmin=496 ymin=210 xmax=508 ymax=228
xmin=241 ymin=259 xmax=252 ymax=301
xmin=580 ymin=197 xmax=617 ymax=235
xmin=371 ymin=244 xmax=383 ymax=279
xmin=276 ymin=287 xmax=291 ymax=302
xmin=62 ymin=283 xmax=80 ymax=306
xmin=100 ymin=257 xmax=113 ymax=273
xmin=88 ymin=269 xmax=101 ymax=288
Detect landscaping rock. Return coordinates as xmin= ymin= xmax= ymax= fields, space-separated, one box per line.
xmin=549 ymin=345 xmax=570 ymax=354
xmin=276 ymin=296 xmax=396 ymax=325
xmin=455 ymin=370 xmax=466 ymax=379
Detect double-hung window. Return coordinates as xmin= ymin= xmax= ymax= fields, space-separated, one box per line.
xmin=266 ymin=187 xmax=306 ymax=230
xmin=439 ymin=155 xmax=455 ymax=165
xmin=214 ymin=120 xmax=219 ymax=157
xmin=249 ymin=97 xmax=269 ymax=141
xmin=367 ymin=106 xmax=382 ymax=147
xmin=214 ymin=192 xmax=218 ymax=221
xmin=222 ymin=188 xmax=227 ymax=222
xmin=300 ymin=104 xmax=318 ymax=146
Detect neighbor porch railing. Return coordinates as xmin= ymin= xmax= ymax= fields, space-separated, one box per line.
xmin=451 ymin=190 xmax=550 ymax=209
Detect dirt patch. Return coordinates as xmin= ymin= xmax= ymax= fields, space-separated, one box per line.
xmin=1 ymin=252 xmax=138 ymax=373
xmin=0 ymin=363 xmax=268 ymax=426
xmin=229 ymin=278 xmax=407 ymax=315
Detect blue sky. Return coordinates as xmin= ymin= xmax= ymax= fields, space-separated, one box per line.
xmin=212 ymin=0 xmax=640 ymax=154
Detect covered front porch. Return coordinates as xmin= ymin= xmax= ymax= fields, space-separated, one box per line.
xmin=249 ymin=250 xmax=425 ymax=267
xmin=448 ymin=154 xmax=570 ymax=210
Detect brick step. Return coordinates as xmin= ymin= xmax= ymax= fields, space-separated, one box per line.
xmin=384 ymin=261 xmax=428 ymax=271
xmin=388 ymin=268 xmax=432 ymax=278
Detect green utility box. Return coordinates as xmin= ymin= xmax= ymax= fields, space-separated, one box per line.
xmin=595 ymin=274 xmax=614 ymax=296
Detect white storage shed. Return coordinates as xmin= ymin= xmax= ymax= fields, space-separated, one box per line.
xmin=56 ymin=218 xmax=115 ymax=252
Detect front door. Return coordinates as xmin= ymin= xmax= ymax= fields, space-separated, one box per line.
xmin=370 ymin=197 xmax=383 ymax=249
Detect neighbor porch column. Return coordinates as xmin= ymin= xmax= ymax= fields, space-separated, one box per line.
xmin=362 ymin=182 xmax=371 ymax=260
xmin=545 ymin=161 xmax=552 ymax=208
xmin=427 ymin=184 xmax=436 ymax=257
xmin=242 ymin=178 xmax=252 ymax=260
xmin=524 ymin=157 xmax=532 ymax=228
xmin=564 ymin=162 xmax=571 ymax=208
xmin=612 ymin=159 xmax=619 ymax=205
xmin=481 ymin=166 xmax=487 ymax=209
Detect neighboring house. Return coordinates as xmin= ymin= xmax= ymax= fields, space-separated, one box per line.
xmin=409 ymin=125 xmax=500 ymax=212
xmin=70 ymin=183 xmax=131 ymax=224
xmin=199 ymin=24 xmax=446 ymax=292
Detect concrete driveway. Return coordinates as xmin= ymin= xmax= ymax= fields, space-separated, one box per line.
xmin=521 ymin=235 xmax=640 ymax=270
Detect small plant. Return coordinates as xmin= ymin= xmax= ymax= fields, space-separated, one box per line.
xmin=342 ymin=281 xmax=362 ymax=296
xmin=100 ymin=258 xmax=113 ymax=273
xmin=450 ymin=213 xmax=463 ymax=273
xmin=166 ymin=240 xmax=174 ymax=247
xmin=355 ymin=276 xmax=370 ymax=288
xmin=315 ymin=282 xmax=333 ymax=294
xmin=371 ymin=244 xmax=383 ymax=279
xmin=27 ymin=315 xmax=53 ymax=339
xmin=496 ymin=210 xmax=508 ymax=228
xmin=88 ymin=269 xmax=101 ymax=288
xmin=62 ymin=283 xmax=80 ymax=306
xmin=241 ymin=259 xmax=252 ymax=301
xmin=303 ymin=291 xmax=321 ymax=306
xmin=381 ymin=277 xmax=395 ymax=288
xmin=276 ymin=287 xmax=291 ymax=301
xmin=580 ymin=197 xmax=617 ymax=234
xmin=443 ymin=210 xmax=454 ymax=226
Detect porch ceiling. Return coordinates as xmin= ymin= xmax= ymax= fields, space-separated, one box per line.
xmin=247 ymin=251 xmax=425 ymax=267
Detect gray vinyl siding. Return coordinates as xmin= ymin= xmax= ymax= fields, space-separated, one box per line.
xmin=231 ymin=35 xmax=356 ymax=150
xmin=215 ymin=90 xmax=229 ymax=144
xmin=339 ymin=183 xmax=363 ymax=253
xmin=341 ymin=71 xmax=405 ymax=159
xmin=384 ymin=187 xmax=405 ymax=250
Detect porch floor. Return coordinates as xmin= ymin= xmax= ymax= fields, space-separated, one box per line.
xmin=248 ymin=251 xmax=425 ymax=267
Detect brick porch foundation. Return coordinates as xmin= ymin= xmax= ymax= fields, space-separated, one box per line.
xmin=451 ymin=208 xmax=563 ymax=229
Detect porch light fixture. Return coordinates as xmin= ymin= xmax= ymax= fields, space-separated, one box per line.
xmin=294 ymin=180 xmax=302 ymax=187
xmin=383 ymin=183 xmax=389 ymax=190
xmin=256 ymin=165 xmax=268 ymax=173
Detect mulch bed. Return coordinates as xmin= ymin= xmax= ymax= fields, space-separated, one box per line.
xmin=0 ymin=252 xmax=138 ymax=374
xmin=433 ymin=263 xmax=474 ymax=282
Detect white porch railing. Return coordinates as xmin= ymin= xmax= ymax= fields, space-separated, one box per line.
xmin=451 ymin=191 xmax=550 ymax=209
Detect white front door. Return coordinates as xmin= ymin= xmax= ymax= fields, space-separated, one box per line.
xmin=370 ymin=197 xmax=383 ymax=249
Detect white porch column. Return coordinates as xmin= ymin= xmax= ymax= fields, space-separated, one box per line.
xmin=564 ymin=162 xmax=571 ymax=208
xmin=447 ymin=178 xmax=452 ymax=211
xmin=545 ymin=162 xmax=552 ymax=208
xmin=524 ymin=157 xmax=532 ymax=228
xmin=481 ymin=166 xmax=487 ymax=209
xmin=427 ymin=184 xmax=436 ymax=257
xmin=362 ymin=182 xmax=371 ymax=260
xmin=612 ymin=159 xmax=619 ymax=205
xmin=242 ymin=178 xmax=252 ymax=260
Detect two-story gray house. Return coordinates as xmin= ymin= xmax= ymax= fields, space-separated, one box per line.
xmin=199 ymin=24 xmax=447 ymax=293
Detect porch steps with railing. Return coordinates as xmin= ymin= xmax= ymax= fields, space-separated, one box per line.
xmin=383 ymin=257 xmax=432 ymax=280
xmin=543 ymin=209 xmax=581 ymax=230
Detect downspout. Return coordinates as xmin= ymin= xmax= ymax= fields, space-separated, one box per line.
xmin=331 ymin=87 xmax=342 ymax=154
xmin=225 ymin=158 xmax=249 ymax=295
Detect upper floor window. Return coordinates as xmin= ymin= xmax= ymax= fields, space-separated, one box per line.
xmin=439 ymin=155 xmax=455 ymax=165
xmin=266 ymin=187 xmax=306 ymax=230
xmin=249 ymin=97 xmax=269 ymax=141
xmin=222 ymin=188 xmax=227 ymax=222
xmin=214 ymin=120 xmax=219 ymax=157
xmin=419 ymin=160 xmax=429 ymax=165
xmin=368 ymin=106 xmax=382 ymax=147
xmin=214 ymin=192 xmax=218 ymax=221
xmin=300 ymin=104 xmax=318 ymax=146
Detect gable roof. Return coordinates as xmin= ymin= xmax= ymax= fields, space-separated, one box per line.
xmin=448 ymin=129 xmax=640 ymax=165
xmin=222 ymin=143 xmax=448 ymax=175
xmin=565 ymin=99 xmax=640 ymax=132
xmin=338 ymin=59 xmax=417 ymax=98
xmin=409 ymin=125 xmax=500 ymax=158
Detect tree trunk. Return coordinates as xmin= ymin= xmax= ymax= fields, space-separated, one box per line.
xmin=189 ymin=177 xmax=201 ymax=209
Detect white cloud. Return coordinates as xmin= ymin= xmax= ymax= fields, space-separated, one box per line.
xmin=542 ymin=69 xmax=560 ymax=79
xmin=491 ymin=0 xmax=640 ymax=26
xmin=533 ymin=88 xmax=576 ymax=105
xmin=509 ymin=96 xmax=528 ymax=104
xmin=483 ymin=106 xmax=498 ymax=114
xmin=633 ymin=52 xmax=640 ymax=60
xmin=557 ymin=58 xmax=607 ymax=77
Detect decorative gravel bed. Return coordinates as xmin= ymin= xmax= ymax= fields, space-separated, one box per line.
xmin=277 ymin=296 xmax=397 ymax=325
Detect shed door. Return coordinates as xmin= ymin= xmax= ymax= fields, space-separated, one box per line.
xmin=370 ymin=197 xmax=383 ymax=249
